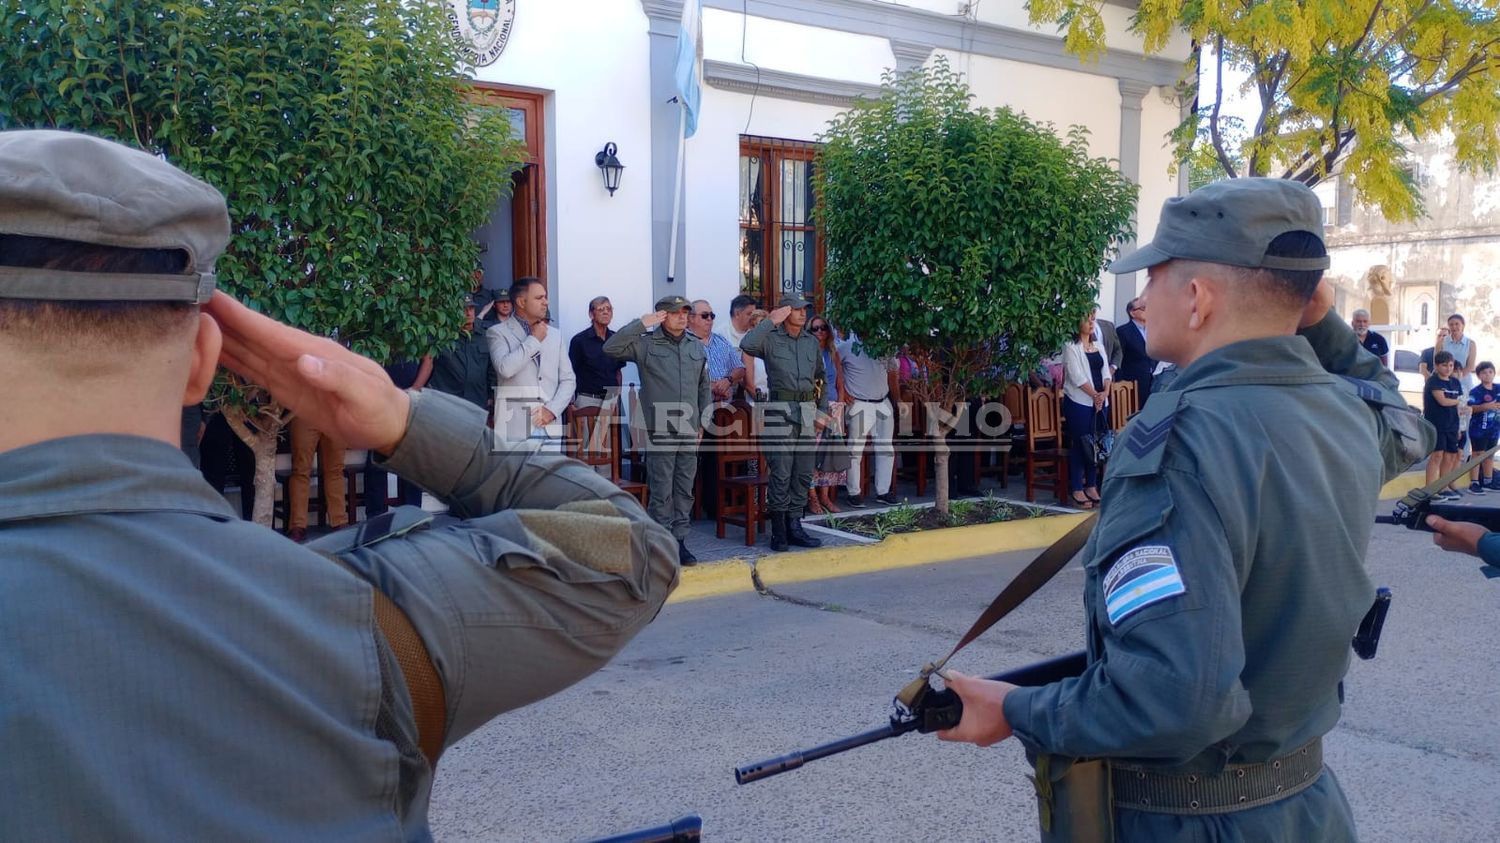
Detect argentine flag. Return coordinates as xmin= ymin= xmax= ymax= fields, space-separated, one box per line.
xmin=673 ymin=0 xmax=703 ymax=138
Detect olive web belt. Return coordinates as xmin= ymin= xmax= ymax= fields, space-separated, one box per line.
xmin=1112 ymin=738 xmax=1323 ymax=815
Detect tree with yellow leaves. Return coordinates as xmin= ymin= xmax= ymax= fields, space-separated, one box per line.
xmin=1031 ymin=1 xmax=1500 ymax=221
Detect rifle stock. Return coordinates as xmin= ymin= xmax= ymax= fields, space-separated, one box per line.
xmin=734 ymin=651 xmax=1087 ymax=785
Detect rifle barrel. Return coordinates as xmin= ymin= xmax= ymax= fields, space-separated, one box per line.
xmin=735 ymin=723 xmax=897 ymax=784
xmin=734 ymin=651 xmax=1089 ymax=785
xmin=584 ymin=814 xmax=702 ymax=843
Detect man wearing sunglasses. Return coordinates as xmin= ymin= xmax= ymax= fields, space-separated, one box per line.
xmin=689 ymin=299 xmax=744 ymax=401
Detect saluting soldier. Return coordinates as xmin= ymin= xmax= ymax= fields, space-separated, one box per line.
xmin=604 ymin=295 xmax=712 ymax=566
xmin=0 ymin=130 xmax=678 ymax=839
xmin=741 ymin=294 xmax=828 ymax=552
xmin=937 ymin=179 xmax=1433 ymax=842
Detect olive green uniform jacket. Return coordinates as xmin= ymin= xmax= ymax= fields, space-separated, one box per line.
xmin=740 ymin=319 xmax=830 ymax=513
xmin=0 ymin=390 xmax=678 ymax=841
xmin=739 ymin=319 xmax=828 ymax=411
xmin=604 ymin=319 xmax=712 ymax=436
xmin=1002 ymin=313 xmax=1433 ymax=842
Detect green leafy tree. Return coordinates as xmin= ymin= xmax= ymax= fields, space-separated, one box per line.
xmin=817 ymin=60 xmax=1137 ymax=513
xmin=2 ymin=0 xmax=526 ymax=524
xmin=1031 ymin=0 xmax=1500 ymax=221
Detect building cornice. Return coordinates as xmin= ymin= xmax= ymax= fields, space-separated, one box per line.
xmin=640 ymin=0 xmax=680 ymax=22
xmin=1118 ymin=78 xmax=1155 ymax=109
xmin=889 ymin=38 xmax=935 ymax=73
xmin=1327 ymin=226 xmax=1500 ymax=249
xmin=695 ymin=0 xmax=1183 ymax=87
xmin=704 ymin=60 xmax=883 ymax=107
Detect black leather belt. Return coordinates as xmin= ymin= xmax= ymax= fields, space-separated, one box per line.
xmin=850 ymin=394 xmax=889 ymax=403
xmin=1112 ymin=737 xmax=1323 ymax=815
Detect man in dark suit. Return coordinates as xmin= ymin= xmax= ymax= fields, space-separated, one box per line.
xmin=1116 ymin=296 xmax=1155 ymax=398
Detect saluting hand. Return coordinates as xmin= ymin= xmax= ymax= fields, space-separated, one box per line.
xmin=205 ymin=292 xmax=411 ymax=455
xmin=936 ymin=670 xmax=1017 ymax=748
xmin=642 ymin=310 xmax=669 ymax=329
xmin=1298 ymin=279 xmax=1335 ymax=330
xmin=769 ymin=306 xmax=792 ymax=325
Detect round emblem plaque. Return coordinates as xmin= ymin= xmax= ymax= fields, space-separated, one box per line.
xmin=447 ymin=0 xmax=516 ymax=67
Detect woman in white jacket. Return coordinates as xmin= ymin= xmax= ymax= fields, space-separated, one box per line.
xmin=1061 ymin=310 xmax=1111 ymax=509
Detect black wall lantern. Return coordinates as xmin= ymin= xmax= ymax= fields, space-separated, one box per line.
xmin=595 ymin=142 xmax=624 ymax=196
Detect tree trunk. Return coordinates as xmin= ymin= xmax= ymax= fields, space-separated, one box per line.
xmin=249 ymin=434 xmax=278 ymax=527
xmin=223 ymin=405 xmax=287 ymax=528
xmin=932 ymin=432 xmax=950 ymax=516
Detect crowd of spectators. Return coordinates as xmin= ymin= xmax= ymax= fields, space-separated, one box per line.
xmin=197 ymin=285 xmax=1471 ymax=549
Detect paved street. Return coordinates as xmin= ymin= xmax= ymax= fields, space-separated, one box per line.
xmin=430 ymin=513 xmax=1500 ymax=843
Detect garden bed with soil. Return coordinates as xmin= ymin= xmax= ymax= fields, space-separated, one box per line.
xmin=821 ymin=495 xmax=1057 ymax=540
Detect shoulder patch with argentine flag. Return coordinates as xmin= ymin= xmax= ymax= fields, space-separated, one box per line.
xmin=1103 ymin=545 xmax=1186 ymax=626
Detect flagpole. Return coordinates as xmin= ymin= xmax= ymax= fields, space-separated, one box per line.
xmin=667 ymin=103 xmax=687 ymax=285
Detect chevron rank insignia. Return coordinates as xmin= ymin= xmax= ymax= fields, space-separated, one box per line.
xmin=1103 ymin=545 xmax=1186 ymax=626
xmin=1126 ymin=414 xmax=1175 ymax=458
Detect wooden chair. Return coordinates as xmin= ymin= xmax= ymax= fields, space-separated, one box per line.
xmin=1001 ymin=383 xmax=1026 ymax=435
xmin=1024 ymin=386 xmax=1069 ymax=504
xmin=969 ymin=392 xmax=1016 ymax=489
xmin=710 ymin=403 xmax=770 ymax=546
xmin=893 ymin=397 xmax=929 ymax=497
xmin=566 ymin=405 xmax=648 ymax=507
xmin=992 ymin=382 xmax=1029 ymax=487
xmin=1109 ymin=380 xmax=1139 ymax=431
xmin=622 ymin=383 xmax=648 ymax=483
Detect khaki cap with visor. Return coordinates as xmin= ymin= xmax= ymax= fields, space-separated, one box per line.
xmin=1110 ymin=178 xmax=1330 ymax=275
xmin=655 ymin=295 xmax=692 ymax=312
xmin=0 ymin=129 xmax=230 ymax=304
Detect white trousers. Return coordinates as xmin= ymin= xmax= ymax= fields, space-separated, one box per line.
xmin=846 ymin=398 xmax=895 ymax=496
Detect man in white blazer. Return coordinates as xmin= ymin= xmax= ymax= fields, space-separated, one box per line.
xmin=486 ymin=277 xmax=576 ymax=449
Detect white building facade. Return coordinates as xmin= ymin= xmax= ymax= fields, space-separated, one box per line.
xmin=1317 ymin=137 xmax=1500 ymax=367
xmin=461 ymin=0 xmax=1190 ymax=344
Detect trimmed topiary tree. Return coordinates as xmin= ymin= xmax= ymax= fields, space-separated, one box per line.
xmin=2 ymin=0 xmax=526 ymax=524
xmin=817 ymin=59 xmax=1137 ymax=513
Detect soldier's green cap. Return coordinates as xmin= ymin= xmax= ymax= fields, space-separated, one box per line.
xmin=777 ymin=293 xmax=810 ymax=309
xmin=0 ymin=129 xmax=228 ymax=304
xmin=1109 ymin=177 xmax=1329 ymax=275
xmin=655 ymin=294 xmax=692 ymax=312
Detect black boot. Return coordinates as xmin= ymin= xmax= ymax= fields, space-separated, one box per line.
xmin=769 ymin=512 xmax=789 ymax=552
xmin=786 ymin=513 xmax=823 ymax=548
xmin=678 ymin=539 xmax=698 ymax=567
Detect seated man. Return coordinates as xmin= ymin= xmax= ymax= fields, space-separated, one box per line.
xmin=0 ymin=129 xmax=678 ymax=839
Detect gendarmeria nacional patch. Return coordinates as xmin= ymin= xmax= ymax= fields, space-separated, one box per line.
xmin=1103 ymin=545 xmax=1186 ymax=626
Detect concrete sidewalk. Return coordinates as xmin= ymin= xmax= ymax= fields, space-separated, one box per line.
xmin=671 ymin=471 xmax=1433 ymax=603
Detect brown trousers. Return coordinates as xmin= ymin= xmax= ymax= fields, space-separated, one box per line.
xmin=288 ymin=415 xmax=348 ymax=531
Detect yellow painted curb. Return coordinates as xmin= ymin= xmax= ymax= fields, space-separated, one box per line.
xmin=668 ymin=512 xmax=1089 ymax=603
xmin=667 ymin=558 xmax=754 ymax=604
xmin=755 ymin=512 xmax=1090 ymax=589
xmin=668 ymin=470 xmax=1427 ymax=604
xmin=1379 ymin=472 xmax=1426 ymax=500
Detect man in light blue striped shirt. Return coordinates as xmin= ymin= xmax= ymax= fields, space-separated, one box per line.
xmin=690 ymin=298 xmax=744 ymax=401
